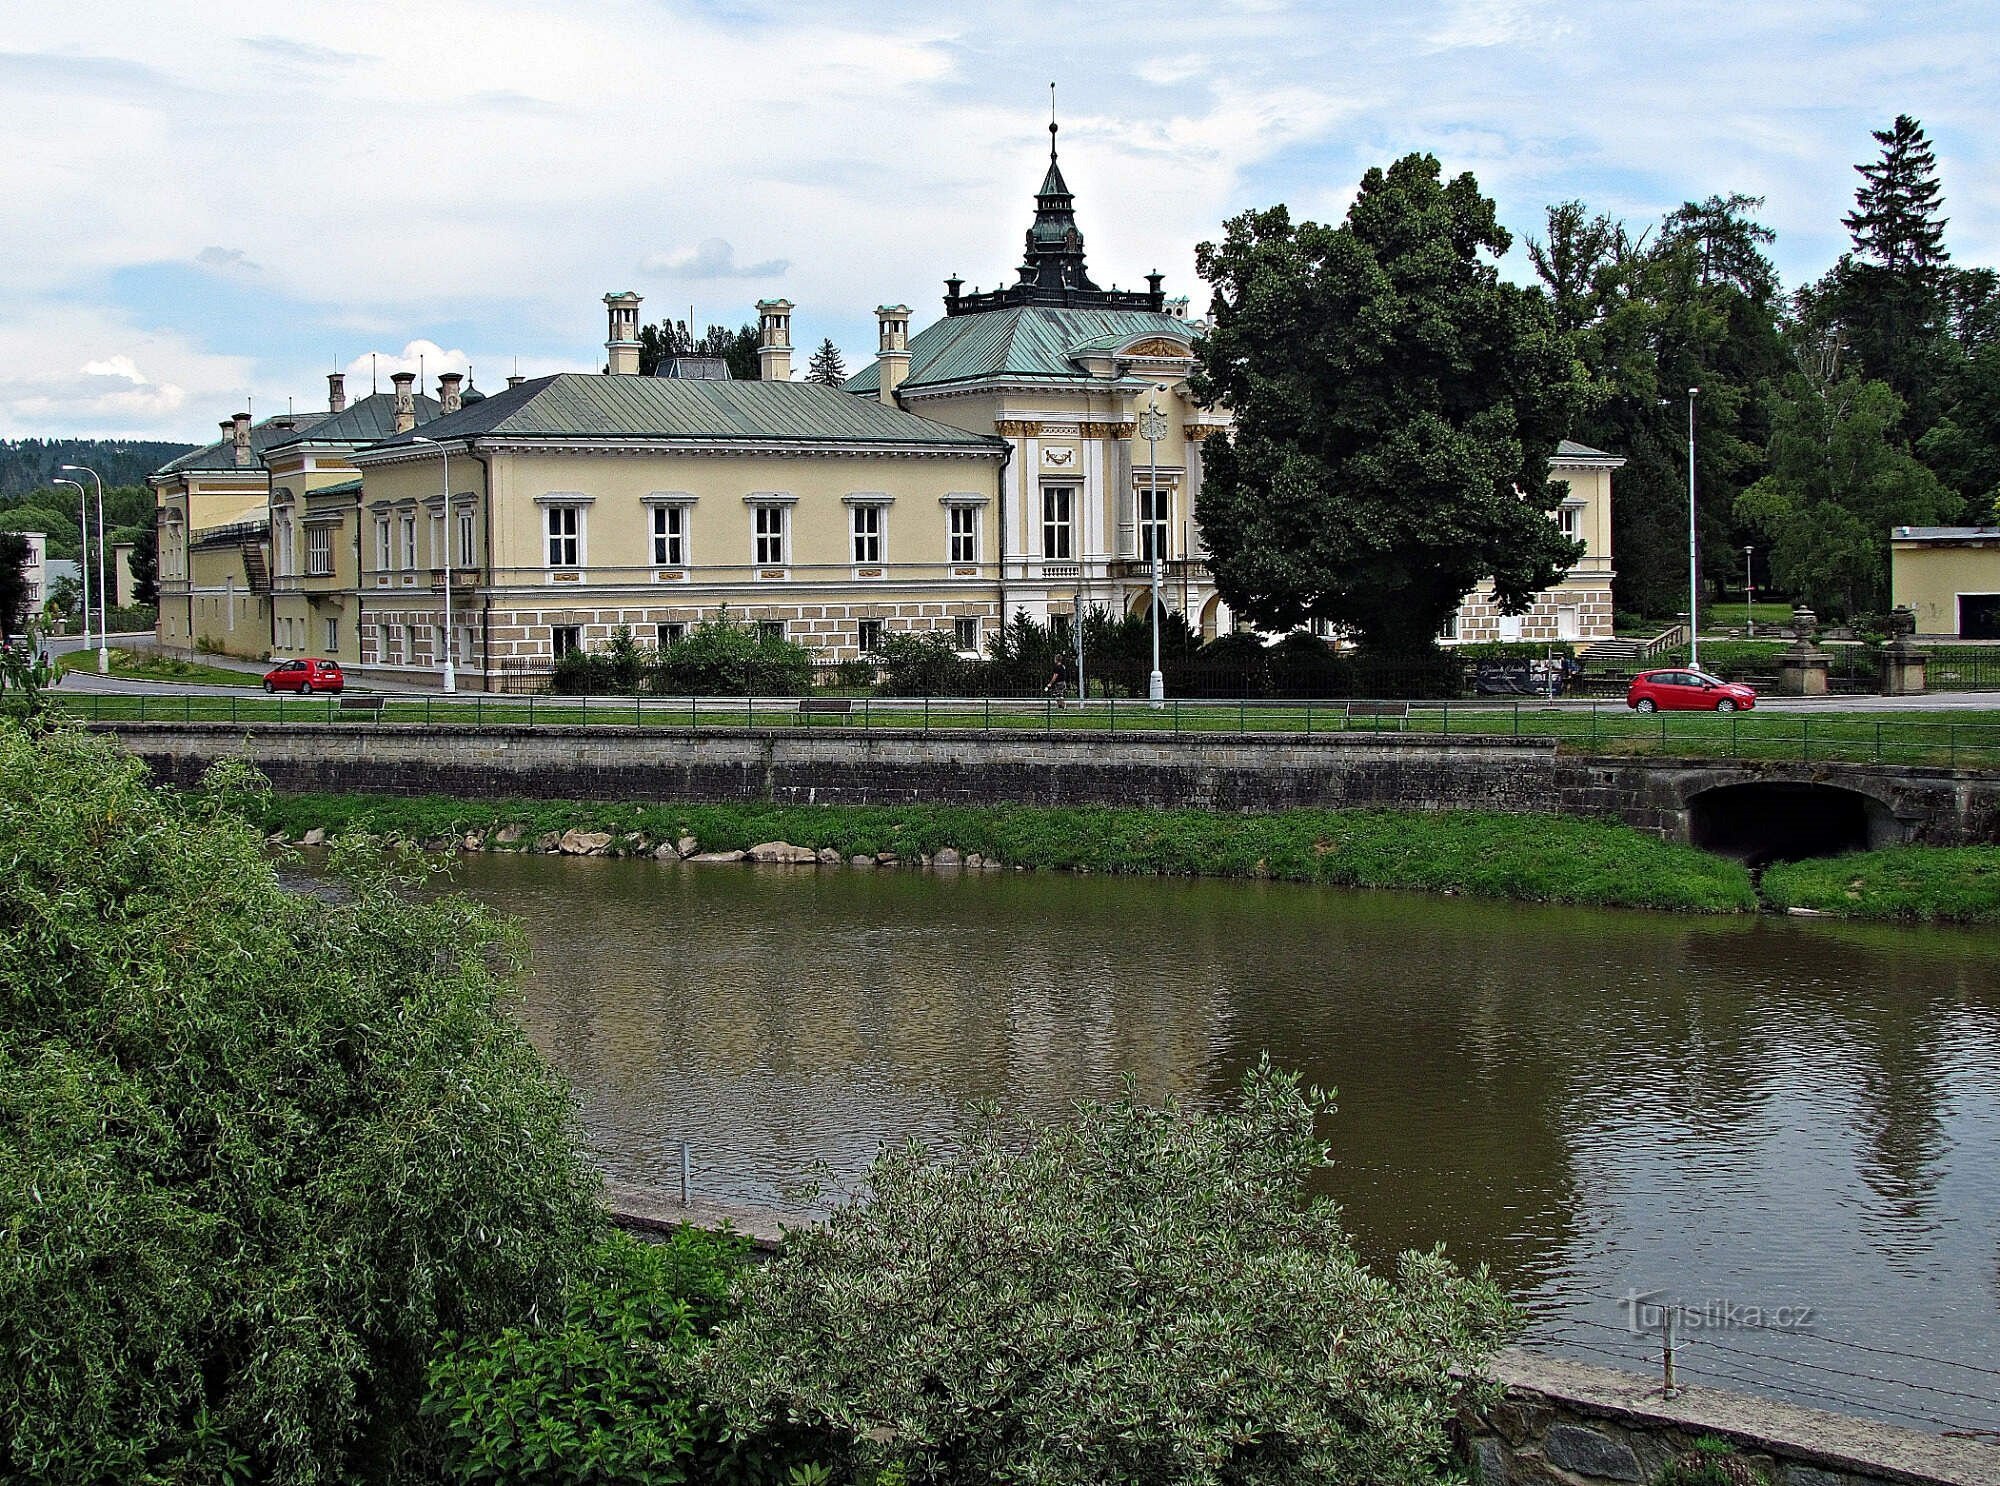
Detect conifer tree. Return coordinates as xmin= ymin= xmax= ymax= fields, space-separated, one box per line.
xmin=805 ymin=337 xmax=848 ymax=386
xmin=1836 ymin=115 xmax=1951 ymax=418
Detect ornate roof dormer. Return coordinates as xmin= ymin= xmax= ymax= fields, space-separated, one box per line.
xmin=944 ymin=98 xmax=1167 ymax=317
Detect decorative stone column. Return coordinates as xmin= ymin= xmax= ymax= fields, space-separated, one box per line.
xmin=1775 ymin=604 xmax=1830 ymax=696
xmin=1881 ymin=604 xmax=1928 ymax=696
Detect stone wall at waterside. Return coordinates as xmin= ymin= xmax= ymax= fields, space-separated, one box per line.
xmin=1467 ymin=1350 xmax=1999 ymax=1486
xmin=90 ymin=722 xmax=2000 ymax=846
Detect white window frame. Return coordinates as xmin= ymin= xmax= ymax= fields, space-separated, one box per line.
xmin=398 ymin=514 xmax=417 ymax=571
xmin=552 ymin=624 xmax=581 ymax=658
xmin=546 ymin=505 xmax=580 ymax=568
xmin=851 ymin=504 xmax=882 ymax=564
xmin=652 ymin=504 xmax=685 ymax=567
xmin=374 ymin=517 xmax=392 ymax=573
xmin=954 ymin=616 xmax=978 ymax=652
xmin=756 ymin=619 xmax=787 ymax=642
xmin=1138 ymin=485 xmax=1171 ymax=562
xmin=429 ymin=511 xmax=446 ymax=569
xmin=305 ymin=524 xmax=332 ymax=577
xmin=457 ymin=508 xmax=476 ymax=569
xmin=325 ymin=616 xmax=339 ymax=652
xmin=949 ymin=504 xmax=978 ymax=563
xmin=1041 ymin=484 xmax=1075 ymax=560
xmin=754 ymin=505 xmax=787 ymax=566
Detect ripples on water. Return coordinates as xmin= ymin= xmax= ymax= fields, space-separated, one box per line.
xmin=442 ymin=852 xmax=2000 ymax=1435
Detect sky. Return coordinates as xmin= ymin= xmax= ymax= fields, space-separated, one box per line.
xmin=3 ymin=0 xmax=1997 ymax=442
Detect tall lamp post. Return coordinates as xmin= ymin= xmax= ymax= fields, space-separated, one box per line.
xmin=1137 ymin=386 xmax=1170 ymax=706
xmin=51 ymin=478 xmax=90 ymax=653
xmin=58 ymin=463 xmax=109 ymax=673
xmin=1685 ymin=389 xmax=1700 ymax=671
xmin=1743 ymin=545 xmax=1755 ymax=638
xmin=407 ymin=436 xmax=456 ymax=693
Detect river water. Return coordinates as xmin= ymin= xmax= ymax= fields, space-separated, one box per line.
xmin=443 ymin=852 xmax=2000 ymax=1435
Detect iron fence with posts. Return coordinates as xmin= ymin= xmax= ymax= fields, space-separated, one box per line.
xmin=58 ymin=690 xmax=2000 ymax=769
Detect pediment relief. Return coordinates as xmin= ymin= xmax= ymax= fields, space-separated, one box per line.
xmin=1121 ymin=337 xmax=1192 ymax=359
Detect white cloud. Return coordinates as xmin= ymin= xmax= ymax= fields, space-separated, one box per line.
xmin=0 ymin=305 xmax=250 ymax=437
xmin=640 ymin=238 xmax=791 ymax=279
xmin=342 ymin=341 xmax=473 ymax=390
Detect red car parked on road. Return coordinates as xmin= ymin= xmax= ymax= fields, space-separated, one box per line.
xmin=262 ymin=657 xmax=344 ymax=694
xmin=1626 ymin=668 xmax=1756 ymax=713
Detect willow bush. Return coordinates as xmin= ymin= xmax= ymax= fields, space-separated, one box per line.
xmin=700 ymin=1062 xmax=1519 ymax=1486
xmin=0 ymin=724 xmax=605 ymax=1484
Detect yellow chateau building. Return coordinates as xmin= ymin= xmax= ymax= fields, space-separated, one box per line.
xmin=155 ymin=128 xmax=1619 ymax=686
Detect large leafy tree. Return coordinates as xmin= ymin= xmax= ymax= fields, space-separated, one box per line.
xmin=1530 ymin=195 xmax=1786 ymax=621
xmin=1735 ymin=368 xmax=1955 ymax=617
xmin=0 ymin=532 xmax=29 ymax=640
xmin=1192 ymin=156 xmax=1588 ymax=654
xmin=0 ymin=728 xmax=607 ymax=1483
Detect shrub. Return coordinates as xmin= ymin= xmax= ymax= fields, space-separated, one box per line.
xmin=648 ymin=613 xmax=813 ymax=696
xmin=700 ymin=1061 xmax=1518 ymax=1486
xmin=0 ymin=725 xmax=605 ymax=1483
xmin=873 ymin=629 xmax=973 ymax=696
xmin=424 ymin=1227 xmax=749 ymax=1486
xmin=1655 ymin=1435 xmax=1771 ymax=1486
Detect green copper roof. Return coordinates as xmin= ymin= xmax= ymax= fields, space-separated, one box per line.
xmin=845 ymin=306 xmax=1193 ymax=395
xmin=267 ymin=391 xmax=442 ymax=451
xmin=155 ymin=411 xmax=335 ymax=476
xmin=364 ymin=374 xmax=1003 ymax=452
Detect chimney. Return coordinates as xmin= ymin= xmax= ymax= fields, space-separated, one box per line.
xmin=232 ymin=411 xmax=252 ymax=466
xmin=875 ymin=304 xmax=911 ymax=405
xmin=327 ymin=371 xmax=347 ymax=414
xmin=506 ymin=373 xmax=526 ymax=389
xmin=391 ymin=370 xmax=417 ymax=433
xmin=603 ymin=290 xmax=642 ymax=375
xmin=756 ymin=298 xmax=794 ymax=381
xmin=437 ymin=371 xmax=463 ymax=415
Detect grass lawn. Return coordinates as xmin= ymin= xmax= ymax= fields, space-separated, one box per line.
xmin=1762 ymin=845 xmax=2000 ymax=924
xmin=57 ymin=648 xmax=257 ymax=688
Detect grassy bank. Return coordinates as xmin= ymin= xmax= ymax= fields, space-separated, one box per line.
xmin=1761 ymin=846 xmax=2000 ymax=924
xmin=257 ymin=793 xmax=1758 ymax=914
xmin=56 ymin=647 xmax=251 ymax=687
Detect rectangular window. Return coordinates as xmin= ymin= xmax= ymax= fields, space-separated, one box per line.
xmin=1139 ymin=486 xmax=1171 ymax=562
xmin=652 ymin=506 xmax=685 ymax=566
xmin=857 ymin=618 xmax=882 ymax=653
xmin=656 ymin=622 xmax=685 ymax=648
xmin=1557 ymin=505 xmax=1581 ymax=541
xmin=547 ymin=506 xmax=579 ymax=567
xmin=306 ymin=525 xmax=332 ymax=577
xmin=552 ymin=625 xmax=581 ymax=658
xmin=429 ymin=512 xmax=446 ymax=568
xmin=387 ymin=624 xmax=405 ymax=663
xmin=851 ymin=505 xmax=882 ymax=563
xmin=1041 ymin=486 xmax=1073 ymax=560
xmin=457 ymin=509 xmax=476 ymax=568
xmin=954 ymin=616 xmax=977 ymax=651
xmin=754 ymin=506 xmax=786 ymax=565
xmin=375 ymin=518 xmax=391 ymax=573
xmin=756 ymin=620 xmax=786 ymax=642
xmin=397 ymin=515 xmax=415 ymax=571
xmin=1438 ymin=611 xmax=1458 ymax=642
xmin=949 ymin=505 xmax=977 ymax=563
xmin=325 ymin=617 xmax=339 ymax=652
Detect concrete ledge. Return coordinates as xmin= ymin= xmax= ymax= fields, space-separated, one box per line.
xmin=600 ymin=1178 xmax=795 ymax=1252
xmin=1475 ymin=1348 xmax=2000 ymax=1486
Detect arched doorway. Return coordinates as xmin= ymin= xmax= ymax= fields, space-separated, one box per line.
xmin=1687 ymin=781 xmax=1902 ymax=863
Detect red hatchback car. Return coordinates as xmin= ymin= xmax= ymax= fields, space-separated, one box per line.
xmin=262 ymin=657 xmax=344 ymax=694
xmin=1627 ymin=668 xmax=1756 ymax=713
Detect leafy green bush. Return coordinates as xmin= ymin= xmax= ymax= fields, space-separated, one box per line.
xmin=424 ymin=1227 xmax=748 ymax=1485
xmin=649 ymin=613 xmax=814 ymax=696
xmin=0 ymin=724 xmax=605 ymax=1484
xmin=873 ymin=629 xmax=973 ymax=696
xmin=701 ymin=1062 xmax=1517 ymax=1486
xmin=1654 ymin=1435 xmax=1770 ymax=1486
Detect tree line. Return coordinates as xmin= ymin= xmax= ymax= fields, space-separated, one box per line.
xmin=1195 ymin=115 xmax=1995 ymax=645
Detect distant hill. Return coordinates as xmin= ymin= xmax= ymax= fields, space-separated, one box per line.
xmin=0 ymin=439 xmax=197 ymax=497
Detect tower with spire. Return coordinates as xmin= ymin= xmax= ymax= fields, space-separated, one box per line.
xmin=943 ymin=94 xmax=1167 ymax=317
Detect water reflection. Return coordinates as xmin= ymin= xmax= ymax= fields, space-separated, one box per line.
xmin=446 ymin=853 xmax=2000 ymax=1433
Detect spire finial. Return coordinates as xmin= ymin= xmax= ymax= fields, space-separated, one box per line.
xmin=1049 ymin=81 xmax=1057 ymax=160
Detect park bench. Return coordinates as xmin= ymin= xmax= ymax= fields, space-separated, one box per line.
xmin=336 ymin=694 xmax=387 ymax=717
xmin=797 ymin=697 xmax=853 ymax=717
xmin=1345 ymin=700 xmax=1410 ymax=730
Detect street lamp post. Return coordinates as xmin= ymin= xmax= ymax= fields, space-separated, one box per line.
xmin=1743 ymin=545 xmax=1755 ymax=638
xmin=408 ymin=437 xmax=456 ymax=693
xmin=58 ymin=464 xmax=109 ymax=673
xmin=52 ymin=477 xmax=90 ymax=654
xmin=1685 ymin=389 xmax=1700 ymax=671
xmin=1137 ymin=387 xmax=1170 ymax=707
